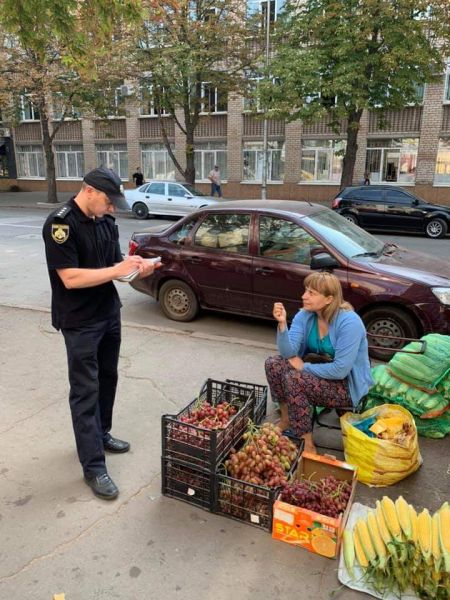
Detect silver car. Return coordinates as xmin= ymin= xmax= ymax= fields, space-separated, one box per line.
xmin=124 ymin=180 xmax=222 ymax=219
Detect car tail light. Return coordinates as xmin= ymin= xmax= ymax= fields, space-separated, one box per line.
xmin=332 ymin=197 xmax=342 ymax=209
xmin=128 ymin=240 xmax=138 ymax=255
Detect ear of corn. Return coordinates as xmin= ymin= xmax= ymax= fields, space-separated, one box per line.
xmin=417 ymin=508 xmax=432 ymax=561
xmin=343 ymin=529 xmax=355 ymax=577
xmin=438 ymin=502 xmax=450 ymax=573
xmin=367 ymin=510 xmax=387 ymax=569
xmin=375 ymin=501 xmax=394 ymax=548
xmin=409 ymin=504 xmax=418 ymax=544
xmin=395 ymin=496 xmax=411 ymax=540
xmin=431 ymin=511 xmax=442 ymax=572
xmin=355 ymin=518 xmax=377 ymax=565
xmin=381 ymin=496 xmax=402 ymax=542
xmin=353 ymin=526 xmax=369 ymax=569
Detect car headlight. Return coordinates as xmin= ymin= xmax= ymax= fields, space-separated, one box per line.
xmin=432 ymin=287 xmax=450 ymax=306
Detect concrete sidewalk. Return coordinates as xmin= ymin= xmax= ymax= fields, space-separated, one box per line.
xmin=0 ymin=304 xmax=448 ymax=600
xmin=0 ymin=190 xmax=73 ymax=209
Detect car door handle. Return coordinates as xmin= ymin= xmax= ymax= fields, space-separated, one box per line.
xmin=145 ymin=195 xmax=150 ymax=198
xmin=255 ymin=267 xmax=274 ymax=275
xmin=185 ymin=256 xmax=202 ymax=264
xmin=168 ymin=197 xmax=172 ymax=201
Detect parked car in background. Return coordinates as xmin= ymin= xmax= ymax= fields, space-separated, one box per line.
xmin=128 ymin=200 xmax=450 ymax=359
xmin=124 ymin=180 xmax=222 ymax=219
xmin=331 ymin=185 xmax=450 ymax=238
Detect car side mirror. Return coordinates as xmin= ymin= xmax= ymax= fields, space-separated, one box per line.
xmin=310 ymin=252 xmax=340 ymax=271
xmin=184 ymin=193 xmax=192 ymax=198
xmin=412 ymin=198 xmax=419 ymax=205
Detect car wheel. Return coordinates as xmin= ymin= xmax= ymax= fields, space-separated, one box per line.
xmin=132 ymin=202 xmax=149 ymax=219
xmin=362 ymin=306 xmax=419 ymax=361
xmin=425 ymin=218 xmax=447 ymax=239
xmin=159 ymin=280 xmax=199 ymax=322
xmin=343 ymin=213 xmax=359 ymax=225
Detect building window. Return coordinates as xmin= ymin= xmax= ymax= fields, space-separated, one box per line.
xmin=52 ymin=94 xmax=81 ymax=120
xmin=365 ymin=138 xmax=418 ymax=183
xmin=55 ymin=144 xmax=84 ymax=179
xmin=195 ymin=142 xmax=227 ymax=181
xmin=141 ymin=143 xmax=174 ymax=180
xmin=16 ymin=144 xmax=45 ymax=178
xmin=199 ymin=83 xmax=227 ymax=114
xmin=96 ymin=143 xmax=128 ymax=179
xmin=139 ymin=80 xmax=170 ymax=117
xmin=244 ymin=73 xmax=264 ymax=112
xmin=444 ymin=59 xmax=450 ymax=103
xmin=248 ymin=0 xmax=282 ymax=26
xmin=19 ymin=95 xmax=40 ymax=121
xmin=243 ymin=140 xmax=285 ymax=182
xmin=434 ymin=138 xmax=450 ymax=185
xmin=300 ymin=139 xmax=345 ymax=182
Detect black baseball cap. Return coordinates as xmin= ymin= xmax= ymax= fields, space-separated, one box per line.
xmin=83 ymin=167 xmax=128 ymax=210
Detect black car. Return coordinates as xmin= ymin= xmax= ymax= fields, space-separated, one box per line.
xmin=331 ymin=185 xmax=450 ymax=238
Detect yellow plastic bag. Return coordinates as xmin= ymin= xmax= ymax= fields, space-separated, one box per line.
xmin=340 ymin=404 xmax=422 ymax=487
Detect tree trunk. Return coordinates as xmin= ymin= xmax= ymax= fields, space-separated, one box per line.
xmin=340 ymin=109 xmax=363 ymax=188
xmin=41 ymin=113 xmax=58 ymax=203
xmin=184 ymin=128 xmax=195 ymax=185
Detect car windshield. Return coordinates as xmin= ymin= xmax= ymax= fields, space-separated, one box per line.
xmin=305 ymin=209 xmax=384 ymax=259
xmin=183 ymin=184 xmax=205 ymax=196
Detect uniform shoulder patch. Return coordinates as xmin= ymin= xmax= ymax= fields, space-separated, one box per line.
xmin=51 ymin=223 xmax=70 ymax=244
xmin=54 ymin=204 xmax=72 ymax=219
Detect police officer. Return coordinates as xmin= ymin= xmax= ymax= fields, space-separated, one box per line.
xmin=42 ymin=167 xmax=157 ymax=500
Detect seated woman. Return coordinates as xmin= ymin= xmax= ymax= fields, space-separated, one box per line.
xmin=265 ymin=271 xmax=373 ymax=454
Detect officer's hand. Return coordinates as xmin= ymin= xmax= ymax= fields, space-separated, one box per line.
xmin=114 ymin=256 xmax=144 ymax=278
xmin=138 ymin=259 xmax=162 ymax=279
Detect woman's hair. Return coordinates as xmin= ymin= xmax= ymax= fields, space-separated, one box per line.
xmin=303 ymin=271 xmax=353 ymax=323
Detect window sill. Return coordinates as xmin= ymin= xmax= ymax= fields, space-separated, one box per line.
xmin=298 ymin=181 xmax=340 ymax=185
xmin=17 ymin=176 xmax=46 ymax=180
xmin=139 ymin=114 xmax=171 ymax=118
xmin=19 ymin=120 xmax=40 ymax=123
xmin=240 ymin=180 xmax=284 ymax=184
xmin=56 ymin=177 xmax=84 ymax=181
xmin=199 ymin=112 xmax=228 ymax=116
xmin=433 ymin=183 xmax=450 ymax=187
xmin=197 ymin=180 xmax=228 ymax=184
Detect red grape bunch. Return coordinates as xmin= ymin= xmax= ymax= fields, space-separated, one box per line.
xmin=223 ymin=422 xmax=299 ymax=488
xmin=179 ymin=400 xmax=238 ymax=430
xmin=280 ymin=475 xmax=352 ymax=518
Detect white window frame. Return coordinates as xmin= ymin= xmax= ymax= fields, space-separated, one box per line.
xmin=365 ymin=138 xmax=418 ymax=184
xmin=434 ymin=137 xmax=450 ymax=186
xmin=96 ymin=143 xmax=128 ymax=180
xmin=16 ymin=144 xmax=45 ymax=178
xmin=242 ymin=140 xmax=285 ymax=182
xmin=55 ymin=144 xmax=84 ymax=179
xmin=141 ymin=143 xmax=174 ymax=180
xmin=139 ymin=80 xmax=170 ymax=117
xmin=52 ymin=93 xmax=81 ymax=121
xmin=300 ymin=139 xmax=345 ymax=184
xmin=19 ymin=95 xmax=40 ymax=121
xmin=194 ymin=142 xmax=227 ymax=182
xmin=199 ymin=82 xmax=227 ymax=114
xmin=444 ymin=59 xmax=450 ymax=104
xmin=244 ymin=74 xmax=264 ymax=112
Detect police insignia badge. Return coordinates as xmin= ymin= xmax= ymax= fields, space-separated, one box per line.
xmin=51 ymin=224 xmax=69 ymax=244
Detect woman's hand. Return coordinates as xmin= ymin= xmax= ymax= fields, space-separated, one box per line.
xmin=273 ymin=302 xmax=287 ymax=328
xmin=288 ymin=356 xmax=304 ymax=371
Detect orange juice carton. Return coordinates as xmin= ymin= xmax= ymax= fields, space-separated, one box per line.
xmin=272 ymin=452 xmax=357 ymax=558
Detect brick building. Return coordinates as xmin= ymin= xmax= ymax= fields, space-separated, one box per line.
xmin=2 ymin=4 xmax=450 ymax=207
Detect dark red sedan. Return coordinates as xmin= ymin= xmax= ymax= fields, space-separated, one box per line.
xmin=128 ymin=200 xmax=450 ymax=359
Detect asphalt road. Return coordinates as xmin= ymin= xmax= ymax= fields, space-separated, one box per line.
xmin=1 ymin=206 xmax=449 ymax=346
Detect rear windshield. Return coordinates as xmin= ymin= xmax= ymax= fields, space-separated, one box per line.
xmin=305 ymin=209 xmax=384 ymax=259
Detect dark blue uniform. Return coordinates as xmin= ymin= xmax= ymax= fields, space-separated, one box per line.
xmin=42 ymin=198 xmax=123 ymax=477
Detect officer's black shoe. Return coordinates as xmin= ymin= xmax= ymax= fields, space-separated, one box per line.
xmin=103 ymin=436 xmax=130 ymax=453
xmin=84 ymin=473 xmax=119 ymax=500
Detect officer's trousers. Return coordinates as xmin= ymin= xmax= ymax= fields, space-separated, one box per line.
xmin=62 ymin=314 xmax=121 ymax=476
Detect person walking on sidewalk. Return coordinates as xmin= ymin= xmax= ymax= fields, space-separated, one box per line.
xmin=265 ymin=272 xmax=373 ymax=454
xmin=42 ymin=167 xmax=159 ymax=500
xmin=208 ymin=165 xmax=222 ymax=197
xmin=132 ymin=167 xmax=144 ymax=187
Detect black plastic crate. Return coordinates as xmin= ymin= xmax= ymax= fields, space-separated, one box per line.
xmin=215 ymin=437 xmax=304 ymax=531
xmin=161 ymin=457 xmax=216 ymax=512
xmin=162 ymin=379 xmax=256 ymax=472
xmin=225 ymin=379 xmax=268 ymax=424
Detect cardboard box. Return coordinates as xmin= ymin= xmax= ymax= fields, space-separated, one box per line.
xmin=271 ymin=452 xmax=357 ymax=558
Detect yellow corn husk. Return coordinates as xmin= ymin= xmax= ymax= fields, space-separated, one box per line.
xmin=395 ymin=495 xmax=412 ymax=540
xmin=353 ymin=526 xmax=369 ymax=568
xmin=375 ymin=501 xmax=393 ymax=545
xmin=417 ymin=508 xmax=432 ymax=561
xmin=432 ymin=511 xmax=442 ymax=572
xmin=355 ymin=518 xmax=377 ymax=565
xmin=367 ymin=510 xmax=387 ymax=569
xmin=439 ymin=501 xmax=450 ymax=573
xmin=409 ymin=504 xmax=418 ymax=544
xmin=381 ymin=496 xmax=402 ymax=542
xmin=343 ymin=529 xmax=355 ymax=577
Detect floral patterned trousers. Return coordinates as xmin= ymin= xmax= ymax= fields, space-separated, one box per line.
xmin=265 ymin=355 xmax=352 ymax=437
